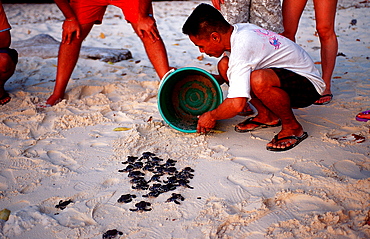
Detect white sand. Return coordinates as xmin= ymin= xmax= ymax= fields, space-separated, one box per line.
xmin=1 ymin=1 xmax=369 ymax=238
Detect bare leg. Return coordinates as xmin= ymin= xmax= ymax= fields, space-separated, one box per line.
xmin=0 ymin=53 xmax=16 ymax=104
xmin=249 ymin=69 xmax=305 ymax=149
xmin=313 ymin=0 xmax=338 ymax=104
xmin=46 ymin=23 xmax=94 ymax=106
xmin=281 ymin=0 xmax=307 ymax=42
xmin=130 ymin=23 xmax=170 ymax=79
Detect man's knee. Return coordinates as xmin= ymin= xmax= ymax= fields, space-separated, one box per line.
xmin=0 ymin=55 xmax=14 ymax=74
xmin=250 ymin=69 xmax=279 ymax=93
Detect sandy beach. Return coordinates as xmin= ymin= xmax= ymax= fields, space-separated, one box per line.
xmin=1 ymin=1 xmax=369 ymax=238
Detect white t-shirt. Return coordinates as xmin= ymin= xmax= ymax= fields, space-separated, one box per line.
xmin=227 ymin=23 xmax=325 ymax=99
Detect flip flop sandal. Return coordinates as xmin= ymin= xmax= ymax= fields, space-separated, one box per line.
xmin=237 ymin=103 xmax=254 ymax=116
xmin=266 ymin=132 xmax=308 ymax=152
xmin=313 ymin=94 xmax=333 ymax=105
xmin=356 ymin=110 xmax=370 ymax=122
xmin=0 ymin=92 xmax=11 ymax=105
xmin=235 ymin=117 xmax=281 ymax=133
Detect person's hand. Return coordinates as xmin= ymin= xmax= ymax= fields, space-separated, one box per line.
xmin=61 ymin=18 xmax=81 ymax=44
xmin=136 ymin=15 xmax=160 ymax=42
xmin=197 ymin=112 xmax=216 ymax=134
xmin=211 ymin=0 xmax=225 ymax=10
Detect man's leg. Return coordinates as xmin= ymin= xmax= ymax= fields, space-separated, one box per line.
xmin=0 ymin=52 xmax=16 ymax=105
xmin=46 ymin=23 xmax=94 ymax=106
xmin=249 ymin=69 xmax=305 ymax=149
xmin=130 ymin=23 xmax=170 ymax=80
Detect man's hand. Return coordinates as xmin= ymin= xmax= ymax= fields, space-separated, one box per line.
xmin=211 ymin=0 xmax=225 ymax=10
xmin=61 ymin=18 xmax=81 ymax=44
xmin=136 ymin=15 xmax=160 ymax=42
xmin=197 ymin=111 xmax=216 ymax=134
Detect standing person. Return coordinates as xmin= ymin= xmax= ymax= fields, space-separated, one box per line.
xmin=0 ymin=1 xmax=18 ymax=106
xmin=211 ymin=0 xmax=283 ymax=115
xmin=281 ymin=0 xmax=338 ymax=105
xmin=212 ymin=0 xmax=284 ymax=33
xmin=182 ymin=4 xmax=325 ymax=151
xmin=46 ymin=0 xmax=171 ymax=106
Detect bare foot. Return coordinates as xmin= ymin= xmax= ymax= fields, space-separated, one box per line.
xmin=235 ymin=116 xmax=281 ymax=132
xmin=266 ymin=129 xmax=307 ymax=151
xmin=313 ymin=93 xmax=333 ymax=105
xmin=0 ymin=92 xmax=11 ymax=105
xmin=45 ymin=94 xmax=63 ymax=106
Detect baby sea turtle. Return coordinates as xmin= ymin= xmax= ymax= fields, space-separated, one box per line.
xmin=177 ymin=179 xmax=194 ymax=189
xmin=118 ymin=164 xmax=134 ymax=172
xmin=166 ymin=193 xmax=185 ymax=204
xmin=122 ymin=156 xmax=138 ymax=164
xmin=129 ymin=176 xmax=147 ymax=184
xmin=102 ymin=229 xmax=123 ymax=239
xmin=150 ymin=156 xmax=163 ymax=162
xmin=142 ymin=190 xmax=161 ymax=198
xmin=117 ymin=194 xmax=136 ymax=203
xmin=141 ymin=152 xmax=156 ymax=160
xmin=128 ymin=170 xmax=145 ymax=178
xmin=129 ymin=201 xmax=152 ymax=212
xmin=164 ymin=159 xmax=177 ymax=167
xmin=131 ymin=181 xmax=149 ymax=190
xmin=55 ymin=199 xmax=73 ymax=210
xmin=164 ymin=166 xmax=177 ymax=175
xmin=149 ymin=173 xmax=163 ymax=182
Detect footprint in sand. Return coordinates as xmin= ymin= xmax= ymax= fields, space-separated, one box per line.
xmin=232 ymin=157 xmax=280 ymax=174
xmin=46 ymin=150 xmax=79 ymax=171
xmin=333 ymin=160 xmax=370 ymax=179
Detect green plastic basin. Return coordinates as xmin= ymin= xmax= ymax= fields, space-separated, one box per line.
xmin=158 ymin=67 xmax=223 ymax=133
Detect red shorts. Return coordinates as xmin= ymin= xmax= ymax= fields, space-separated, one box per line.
xmin=70 ymin=0 xmax=139 ymax=24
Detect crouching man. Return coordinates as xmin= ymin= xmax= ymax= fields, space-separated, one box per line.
xmin=182 ymin=4 xmax=325 ymax=151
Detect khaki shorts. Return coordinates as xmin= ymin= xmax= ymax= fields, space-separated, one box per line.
xmin=220 ymin=0 xmax=284 ymax=33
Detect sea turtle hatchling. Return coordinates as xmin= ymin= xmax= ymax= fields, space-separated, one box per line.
xmin=166 ymin=193 xmax=185 ymax=204
xmin=117 ymin=194 xmax=136 ymax=203
xmin=129 ymin=201 xmax=152 ymax=212
xmin=102 ymin=229 xmax=123 ymax=239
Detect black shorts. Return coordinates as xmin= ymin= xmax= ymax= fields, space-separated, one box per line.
xmin=0 ymin=48 xmax=18 ymax=64
xmin=271 ymin=68 xmax=321 ymax=108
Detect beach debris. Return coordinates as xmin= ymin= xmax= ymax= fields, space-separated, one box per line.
xmin=166 ymin=193 xmax=185 ymax=204
xmin=117 ymin=194 xmax=136 ymax=203
xmin=11 ymin=34 xmax=132 ymax=63
xmin=129 ymin=201 xmax=152 ymax=212
xmin=102 ymin=229 xmax=123 ymax=239
xmin=0 ymin=208 xmax=11 ymax=232
xmin=113 ymin=127 xmax=131 ymax=131
xmin=0 ymin=208 xmax=10 ymax=221
xmin=350 ymin=19 xmax=357 ymax=26
xmin=55 ymin=199 xmax=73 ymax=210
xmin=333 ymin=134 xmax=366 ymax=143
xmin=210 ymin=129 xmax=225 ymax=134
